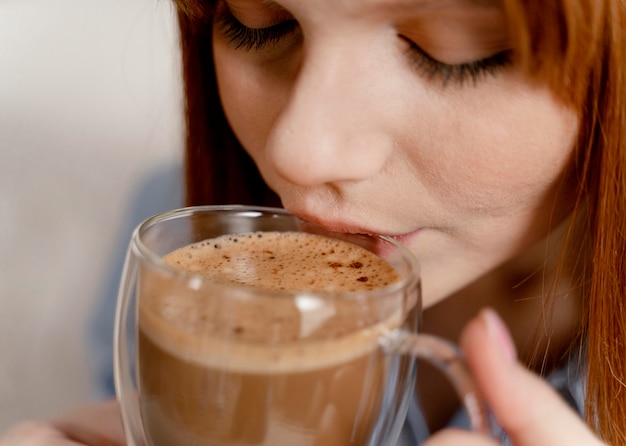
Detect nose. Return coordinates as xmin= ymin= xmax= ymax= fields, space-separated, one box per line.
xmin=265 ymin=36 xmax=394 ymax=187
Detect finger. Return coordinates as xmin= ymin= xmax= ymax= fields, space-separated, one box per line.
xmin=461 ymin=308 xmax=603 ymax=446
xmin=422 ymin=428 xmax=500 ymax=446
xmin=50 ymin=399 xmax=125 ymax=446
xmin=0 ymin=421 xmax=83 ymax=446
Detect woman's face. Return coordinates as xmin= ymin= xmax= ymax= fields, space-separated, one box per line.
xmin=212 ymin=0 xmax=579 ymax=307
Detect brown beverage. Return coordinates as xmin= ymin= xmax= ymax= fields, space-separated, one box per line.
xmin=137 ymin=231 xmax=405 ymax=446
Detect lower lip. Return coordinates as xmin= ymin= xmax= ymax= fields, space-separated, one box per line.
xmin=389 ymin=229 xmax=422 ymax=246
xmin=369 ymin=230 xmax=421 ymax=259
xmin=297 ymin=214 xmax=422 ymax=248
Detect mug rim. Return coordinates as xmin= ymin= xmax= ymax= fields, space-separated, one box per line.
xmin=132 ymin=205 xmax=421 ymax=301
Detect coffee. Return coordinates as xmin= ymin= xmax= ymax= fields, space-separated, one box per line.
xmin=163 ymin=231 xmax=399 ymax=293
xmin=137 ymin=231 xmax=404 ymax=446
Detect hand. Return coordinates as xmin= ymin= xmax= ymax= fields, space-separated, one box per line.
xmin=0 ymin=400 xmax=124 ymax=446
xmin=424 ymin=309 xmax=604 ymax=446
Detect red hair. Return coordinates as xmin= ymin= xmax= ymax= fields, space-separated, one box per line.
xmin=503 ymin=1 xmax=626 ymax=442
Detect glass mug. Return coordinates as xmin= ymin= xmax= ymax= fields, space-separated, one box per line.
xmin=114 ymin=206 xmax=492 ymax=446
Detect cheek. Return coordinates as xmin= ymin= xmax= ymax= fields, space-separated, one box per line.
xmin=404 ymin=83 xmax=579 ymax=218
xmin=212 ymin=40 xmax=292 ymax=161
xmin=213 ymin=59 xmax=268 ymax=152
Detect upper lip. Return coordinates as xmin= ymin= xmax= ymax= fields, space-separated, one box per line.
xmin=290 ymin=210 xmax=419 ymax=239
xmin=291 ymin=211 xmax=382 ymax=235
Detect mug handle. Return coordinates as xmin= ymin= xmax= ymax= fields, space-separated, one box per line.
xmin=381 ymin=329 xmax=494 ymax=435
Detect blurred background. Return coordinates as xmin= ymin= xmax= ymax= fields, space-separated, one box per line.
xmin=0 ymin=0 xmax=184 ymax=430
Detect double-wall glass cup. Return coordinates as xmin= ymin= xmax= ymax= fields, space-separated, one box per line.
xmin=114 ymin=205 xmax=492 ymax=446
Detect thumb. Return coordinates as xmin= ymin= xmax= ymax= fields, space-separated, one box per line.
xmin=460 ymin=309 xmax=602 ymax=446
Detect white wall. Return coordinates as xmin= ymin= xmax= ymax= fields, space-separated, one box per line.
xmin=0 ymin=0 xmax=184 ymax=430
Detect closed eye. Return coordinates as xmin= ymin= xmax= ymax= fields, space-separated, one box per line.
xmin=400 ymin=35 xmax=513 ymax=85
xmin=215 ymin=6 xmax=299 ymax=51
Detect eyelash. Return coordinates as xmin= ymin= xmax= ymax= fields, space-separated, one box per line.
xmin=215 ymin=7 xmax=512 ymax=85
xmin=400 ymin=37 xmax=513 ymax=85
xmin=216 ymin=7 xmax=298 ymax=51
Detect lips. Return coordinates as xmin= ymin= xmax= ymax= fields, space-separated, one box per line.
xmin=388 ymin=230 xmax=421 ymax=246
xmin=291 ymin=211 xmax=379 ymax=235
xmin=289 ymin=209 xmax=422 ymax=244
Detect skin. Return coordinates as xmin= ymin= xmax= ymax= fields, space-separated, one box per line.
xmin=0 ymin=0 xmax=604 ymax=444
xmin=0 ymin=400 xmax=124 ymax=446
xmin=212 ymin=0 xmax=580 ymax=308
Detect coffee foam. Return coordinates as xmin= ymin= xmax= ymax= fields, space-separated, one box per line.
xmin=163 ymin=232 xmax=399 ymax=293
xmin=139 ymin=231 xmax=403 ymax=373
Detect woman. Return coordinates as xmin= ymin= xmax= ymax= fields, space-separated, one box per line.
xmin=2 ymin=0 xmax=623 ymax=444
xmin=177 ymin=0 xmax=624 ymax=442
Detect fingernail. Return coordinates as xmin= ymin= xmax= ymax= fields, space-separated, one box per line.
xmin=483 ymin=308 xmax=517 ymax=363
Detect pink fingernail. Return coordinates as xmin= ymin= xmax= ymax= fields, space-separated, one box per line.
xmin=483 ymin=308 xmax=517 ymax=363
